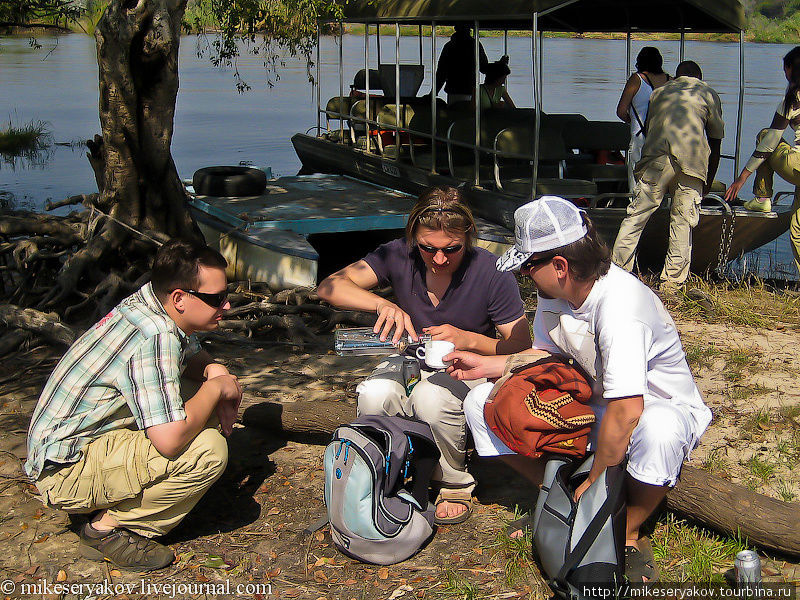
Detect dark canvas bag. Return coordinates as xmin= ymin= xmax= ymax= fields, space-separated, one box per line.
xmin=533 ymin=454 xmax=627 ymax=599
xmin=323 ymin=415 xmax=440 ymax=565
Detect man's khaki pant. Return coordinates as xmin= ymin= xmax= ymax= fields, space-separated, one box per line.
xmin=752 ymin=130 xmax=800 ymax=275
xmin=35 ymin=424 xmax=228 ymax=538
xmin=356 ymin=355 xmax=484 ymax=495
xmin=613 ymin=154 xmax=704 ymax=285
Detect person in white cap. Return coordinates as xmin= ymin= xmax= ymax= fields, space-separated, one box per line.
xmin=446 ymin=196 xmax=711 ymax=583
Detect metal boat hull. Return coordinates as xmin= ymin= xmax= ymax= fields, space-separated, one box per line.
xmin=292 ymin=133 xmax=792 ymax=275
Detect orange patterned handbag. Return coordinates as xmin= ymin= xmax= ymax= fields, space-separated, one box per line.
xmin=483 ymin=353 xmax=595 ymax=459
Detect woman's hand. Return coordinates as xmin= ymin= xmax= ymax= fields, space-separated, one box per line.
xmin=724 ymin=170 xmax=751 ymax=203
xmin=424 ymin=324 xmax=474 ymax=350
xmin=375 ymin=300 xmax=418 ymax=344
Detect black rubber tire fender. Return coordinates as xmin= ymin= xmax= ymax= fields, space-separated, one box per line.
xmin=192 ymin=166 xmax=268 ymax=197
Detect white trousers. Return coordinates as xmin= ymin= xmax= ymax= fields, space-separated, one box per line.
xmin=463 ymin=382 xmax=697 ymax=487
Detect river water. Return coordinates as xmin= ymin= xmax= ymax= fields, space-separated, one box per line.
xmin=0 ymin=33 xmax=796 ymax=277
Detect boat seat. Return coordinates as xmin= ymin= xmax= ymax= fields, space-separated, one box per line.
xmin=561 ymin=120 xmax=630 ymax=183
xmin=407 ymin=104 xmax=454 ymax=171
xmin=493 ymin=124 xmax=597 ymax=198
xmin=349 ymin=98 xmax=385 ymax=148
xmin=324 ymin=96 xmax=353 ymax=143
xmin=352 ymin=68 xmax=382 ymax=93
xmin=378 ymin=64 xmax=425 ymax=99
xmin=446 ymin=113 xmax=524 ymax=182
xmin=375 ymin=104 xmax=416 ymax=154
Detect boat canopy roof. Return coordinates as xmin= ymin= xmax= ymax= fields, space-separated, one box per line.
xmin=334 ymin=0 xmax=744 ymax=33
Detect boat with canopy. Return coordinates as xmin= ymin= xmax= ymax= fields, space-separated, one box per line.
xmin=291 ymin=0 xmax=792 ymax=276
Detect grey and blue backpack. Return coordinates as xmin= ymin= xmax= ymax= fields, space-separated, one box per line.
xmin=533 ymin=454 xmax=627 ymax=599
xmin=323 ymin=415 xmax=440 ymax=565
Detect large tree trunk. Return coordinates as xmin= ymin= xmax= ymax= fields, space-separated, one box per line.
xmin=94 ymin=0 xmax=199 ymax=241
xmin=241 ymin=398 xmax=800 ymax=558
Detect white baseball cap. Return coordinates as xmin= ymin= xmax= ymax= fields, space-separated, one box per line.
xmin=496 ymin=196 xmax=588 ymax=272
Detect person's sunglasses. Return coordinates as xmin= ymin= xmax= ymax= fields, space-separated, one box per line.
xmin=417 ymin=243 xmax=464 ymax=255
xmin=520 ymin=253 xmax=556 ymax=271
xmin=183 ymin=289 xmax=229 ymax=308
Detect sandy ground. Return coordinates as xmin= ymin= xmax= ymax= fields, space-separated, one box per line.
xmin=0 ymin=314 xmax=799 ymax=598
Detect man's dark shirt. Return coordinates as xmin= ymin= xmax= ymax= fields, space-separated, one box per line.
xmin=436 ymin=32 xmax=489 ymax=96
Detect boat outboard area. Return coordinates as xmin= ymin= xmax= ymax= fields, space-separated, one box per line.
xmin=188 ymin=174 xmax=514 ymax=288
xmin=291 ymin=0 xmax=794 ymax=278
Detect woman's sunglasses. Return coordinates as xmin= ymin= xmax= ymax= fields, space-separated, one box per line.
xmin=183 ymin=289 xmax=229 ymax=308
xmin=417 ymin=243 xmax=464 ymax=255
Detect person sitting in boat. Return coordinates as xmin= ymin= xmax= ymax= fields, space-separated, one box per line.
xmin=611 ymin=60 xmax=723 ymax=292
xmin=317 ymin=186 xmax=532 ymax=525
xmin=434 ymin=24 xmax=489 ymax=107
xmin=472 ymin=56 xmax=516 ymax=111
xmin=446 ymin=196 xmax=711 ymax=583
xmin=616 ymin=47 xmax=670 ymax=191
xmin=725 ymin=46 xmax=800 ymax=276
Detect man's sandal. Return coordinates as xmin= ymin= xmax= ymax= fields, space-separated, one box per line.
xmin=624 ymin=540 xmax=660 ymax=583
xmin=434 ymin=490 xmax=474 ymax=525
xmin=505 ymin=513 xmax=532 ymax=538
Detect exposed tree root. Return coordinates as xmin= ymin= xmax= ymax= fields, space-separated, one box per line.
xmin=0 ymin=305 xmax=77 ymax=346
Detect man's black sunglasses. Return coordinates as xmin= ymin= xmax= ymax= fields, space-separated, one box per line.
xmin=184 ymin=289 xmax=229 ymax=308
xmin=521 ymin=253 xmax=556 ymax=270
xmin=417 ymin=243 xmax=464 ymax=255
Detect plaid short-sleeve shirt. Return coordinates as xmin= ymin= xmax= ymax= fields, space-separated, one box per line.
xmin=24 ymin=282 xmax=201 ymax=480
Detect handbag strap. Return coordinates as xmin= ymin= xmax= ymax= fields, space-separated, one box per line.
xmin=554 ymin=464 xmax=626 ymax=586
xmin=630 ymin=103 xmax=646 ymax=137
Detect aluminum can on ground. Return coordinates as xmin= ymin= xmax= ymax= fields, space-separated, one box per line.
xmin=735 ymin=550 xmax=762 ymax=585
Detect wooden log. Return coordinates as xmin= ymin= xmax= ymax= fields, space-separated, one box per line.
xmin=666 ymin=464 xmax=800 ymax=557
xmin=242 ymin=399 xmax=355 ymax=436
xmin=241 ymin=398 xmax=800 ymax=557
xmin=0 ymin=304 xmax=77 ymax=346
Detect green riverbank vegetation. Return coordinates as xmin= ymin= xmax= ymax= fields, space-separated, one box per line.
xmin=0 ymin=120 xmax=51 ymax=167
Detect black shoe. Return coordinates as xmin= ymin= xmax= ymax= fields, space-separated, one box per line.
xmin=78 ymin=524 xmax=174 ymax=571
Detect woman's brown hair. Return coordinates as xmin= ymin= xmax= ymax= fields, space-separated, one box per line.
xmin=405 ymin=186 xmax=477 ymax=249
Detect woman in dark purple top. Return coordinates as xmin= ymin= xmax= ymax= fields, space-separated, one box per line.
xmin=318 ymin=187 xmax=531 ymax=525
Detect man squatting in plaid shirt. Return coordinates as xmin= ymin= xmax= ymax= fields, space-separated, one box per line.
xmin=25 ymin=239 xmax=242 ymax=571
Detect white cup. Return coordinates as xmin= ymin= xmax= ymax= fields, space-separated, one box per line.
xmin=416 ymin=340 xmax=455 ymax=369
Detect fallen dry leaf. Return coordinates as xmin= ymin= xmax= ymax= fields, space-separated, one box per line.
xmin=283 ymin=589 xmax=300 ymax=598
xmin=110 ymin=570 xmax=121 ymax=577
xmin=33 ymin=534 xmax=49 ymax=544
xmin=378 ymin=567 xmax=389 ymax=580
xmin=266 ymin=507 xmax=280 ymax=516
xmin=314 ymin=531 xmax=325 ymax=542
xmin=343 ymin=579 xmax=358 ymax=585
xmin=56 ymin=570 xmax=67 ymax=582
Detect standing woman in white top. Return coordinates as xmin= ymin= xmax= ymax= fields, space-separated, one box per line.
xmin=725 ymin=46 xmax=800 ymax=274
xmin=616 ymin=47 xmax=670 ymax=192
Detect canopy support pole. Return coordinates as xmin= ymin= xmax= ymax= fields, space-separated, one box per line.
xmin=735 ymin=29 xmax=744 ymax=175
xmin=365 ymin=23 xmax=371 ymax=154
xmin=339 ymin=21 xmax=344 ymax=142
xmin=531 ymin=12 xmax=540 ymax=200
xmin=419 ymin=24 xmax=424 ymax=65
xmin=626 ymin=31 xmax=631 ymax=76
xmin=474 ymin=19 xmax=481 ymax=187
xmin=316 ymin=21 xmax=321 ymax=135
xmin=396 ymin=23 xmax=401 ymax=155
xmin=680 ymin=31 xmax=685 ymax=62
xmin=376 ymin=24 xmax=381 ymax=66
xmin=504 ymin=30 xmax=508 ymax=55
xmin=431 ymin=21 xmax=438 ymax=174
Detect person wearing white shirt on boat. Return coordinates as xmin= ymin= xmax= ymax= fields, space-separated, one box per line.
xmin=612 ymin=60 xmax=723 ymax=290
xmin=725 ymin=46 xmax=800 ymax=276
xmin=616 ymin=47 xmax=670 ymax=192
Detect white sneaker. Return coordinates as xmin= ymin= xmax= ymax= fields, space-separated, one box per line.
xmin=743 ymin=197 xmax=771 ymax=212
